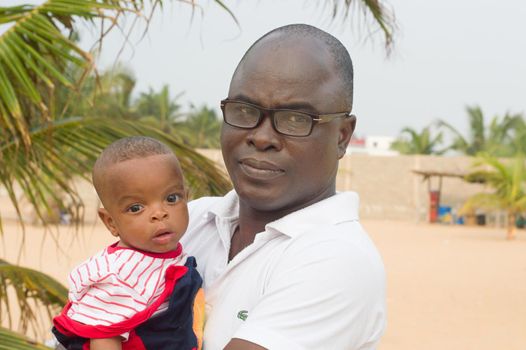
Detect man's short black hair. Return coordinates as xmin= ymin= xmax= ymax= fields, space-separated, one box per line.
xmin=236 ymin=24 xmax=354 ymax=107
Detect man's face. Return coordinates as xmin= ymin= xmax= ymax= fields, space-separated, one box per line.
xmin=97 ymin=154 xmax=189 ymax=253
xmin=221 ymin=36 xmax=354 ymax=214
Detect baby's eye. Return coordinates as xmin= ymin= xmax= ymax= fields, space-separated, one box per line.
xmin=166 ymin=193 xmax=180 ymax=203
xmin=127 ymin=204 xmax=143 ymax=213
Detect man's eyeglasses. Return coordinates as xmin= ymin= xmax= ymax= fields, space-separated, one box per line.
xmin=220 ymin=99 xmax=351 ymax=137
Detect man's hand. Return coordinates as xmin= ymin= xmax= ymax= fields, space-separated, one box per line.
xmin=224 ymin=338 xmax=267 ymax=350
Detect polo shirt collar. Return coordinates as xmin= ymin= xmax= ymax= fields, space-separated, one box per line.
xmin=207 ymin=190 xmax=239 ymax=221
xmin=266 ymin=192 xmax=360 ymax=238
xmin=206 ymin=190 xmax=360 ymax=239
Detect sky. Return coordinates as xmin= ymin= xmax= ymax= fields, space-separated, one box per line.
xmin=5 ymin=0 xmax=526 ymax=138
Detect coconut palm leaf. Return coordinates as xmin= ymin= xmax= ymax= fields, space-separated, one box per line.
xmin=324 ymin=0 xmax=395 ymax=50
xmin=0 ymin=0 xmax=120 ymax=147
xmin=390 ymin=126 xmax=445 ymax=155
xmin=0 ymin=327 xmax=50 ymax=350
xmin=0 ymin=259 xmax=67 ymax=337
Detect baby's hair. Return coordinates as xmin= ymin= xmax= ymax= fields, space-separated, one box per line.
xmin=92 ymin=136 xmax=174 ymax=199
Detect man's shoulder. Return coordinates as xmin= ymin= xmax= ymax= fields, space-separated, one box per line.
xmin=291 ymin=221 xmax=380 ymax=260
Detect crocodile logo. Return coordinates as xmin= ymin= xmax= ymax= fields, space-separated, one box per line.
xmin=237 ymin=310 xmax=248 ymax=321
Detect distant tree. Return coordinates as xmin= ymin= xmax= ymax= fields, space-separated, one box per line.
xmin=508 ymin=115 xmax=526 ymax=155
xmin=181 ymin=105 xmax=222 ymax=149
xmin=73 ymin=65 xmax=141 ymax=120
xmin=438 ymin=106 xmax=521 ymax=157
xmin=135 ymin=84 xmax=185 ymax=132
xmin=390 ymin=126 xmax=445 ymax=155
xmin=462 ymin=154 xmax=526 ymax=240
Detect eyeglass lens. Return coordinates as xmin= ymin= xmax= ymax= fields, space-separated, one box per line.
xmin=224 ymin=102 xmax=313 ymax=136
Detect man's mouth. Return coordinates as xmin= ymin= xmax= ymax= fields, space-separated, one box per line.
xmin=239 ymin=158 xmax=284 ymax=180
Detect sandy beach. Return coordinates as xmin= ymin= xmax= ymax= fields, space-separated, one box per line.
xmin=2 ymin=218 xmax=525 ymax=349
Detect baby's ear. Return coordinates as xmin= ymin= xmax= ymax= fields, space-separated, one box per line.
xmin=98 ymin=208 xmax=119 ymax=238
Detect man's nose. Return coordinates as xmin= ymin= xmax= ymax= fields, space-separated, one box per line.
xmin=247 ymin=115 xmax=282 ymax=151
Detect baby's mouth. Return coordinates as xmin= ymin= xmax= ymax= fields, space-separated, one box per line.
xmin=152 ymin=229 xmax=175 ymax=244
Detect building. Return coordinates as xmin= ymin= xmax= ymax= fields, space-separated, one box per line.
xmin=347 ymin=135 xmax=399 ymax=156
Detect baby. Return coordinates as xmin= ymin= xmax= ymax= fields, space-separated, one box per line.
xmin=52 ymin=136 xmax=204 ymax=350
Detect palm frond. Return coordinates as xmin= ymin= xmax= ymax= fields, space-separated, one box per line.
xmin=325 ymin=0 xmax=396 ymax=50
xmin=466 ymin=106 xmax=485 ymax=153
xmin=459 ymin=192 xmax=502 ymax=215
xmin=0 ymin=326 xmax=50 ymax=350
xmin=0 ymin=259 xmax=67 ymax=337
xmin=0 ymin=0 xmax=106 ymax=147
xmin=391 ymin=126 xmax=444 ymax=155
xmin=436 ymin=119 xmax=469 ymax=154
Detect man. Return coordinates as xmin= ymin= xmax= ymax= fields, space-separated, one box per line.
xmin=181 ymin=24 xmax=386 ymax=350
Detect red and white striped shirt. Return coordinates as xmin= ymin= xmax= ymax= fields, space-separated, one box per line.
xmin=66 ymin=242 xmax=187 ymax=331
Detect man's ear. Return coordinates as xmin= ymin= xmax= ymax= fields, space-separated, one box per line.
xmin=337 ymin=114 xmax=356 ymax=159
xmin=98 ymin=208 xmax=119 ymax=238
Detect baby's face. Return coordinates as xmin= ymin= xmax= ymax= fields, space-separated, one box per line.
xmin=98 ymin=154 xmax=188 ymax=253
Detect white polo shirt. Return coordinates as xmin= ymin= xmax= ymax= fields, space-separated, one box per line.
xmin=181 ymin=191 xmax=386 ymax=350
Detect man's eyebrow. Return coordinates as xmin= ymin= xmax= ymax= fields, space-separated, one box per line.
xmin=230 ymin=94 xmax=317 ymax=113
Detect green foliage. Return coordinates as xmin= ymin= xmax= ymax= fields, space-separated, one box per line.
xmin=463 ymin=154 xmax=526 ymax=239
xmin=325 ymin=0 xmax=396 ymax=51
xmin=181 ymin=104 xmax=222 ymax=149
xmin=136 ymin=84 xmax=184 ymax=132
xmin=0 ymin=259 xmax=67 ymax=337
xmin=0 ymin=327 xmax=50 ymax=349
xmin=390 ymin=126 xmax=445 ymax=155
xmin=438 ymin=106 xmax=525 ymax=157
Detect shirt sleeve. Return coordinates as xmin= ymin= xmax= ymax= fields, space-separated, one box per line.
xmin=232 ymin=228 xmax=386 ymax=350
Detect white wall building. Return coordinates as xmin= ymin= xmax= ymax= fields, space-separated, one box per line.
xmin=347 ymin=135 xmax=399 ymax=156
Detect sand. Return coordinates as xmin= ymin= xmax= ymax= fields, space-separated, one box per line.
xmin=1 ymin=219 xmax=525 ymax=349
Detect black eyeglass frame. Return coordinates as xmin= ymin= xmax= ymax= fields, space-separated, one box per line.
xmin=220 ymin=99 xmax=352 ymax=137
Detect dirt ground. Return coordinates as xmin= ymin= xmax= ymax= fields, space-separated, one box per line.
xmin=2 ymin=219 xmax=525 ymax=349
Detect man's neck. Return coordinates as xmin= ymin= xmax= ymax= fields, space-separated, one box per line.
xmin=228 ymin=188 xmax=336 ymax=260
xmin=228 ymin=207 xmax=275 ymax=261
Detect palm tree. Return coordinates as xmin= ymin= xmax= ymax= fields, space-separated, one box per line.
xmin=462 ymin=154 xmax=526 ymax=240
xmin=135 ymin=84 xmax=185 ymax=132
xmin=438 ymin=106 xmax=521 ymax=157
xmin=181 ymin=104 xmax=222 ymax=149
xmin=83 ymin=65 xmax=141 ymax=120
xmin=390 ymin=126 xmax=445 ymax=155
xmin=507 ymin=114 xmax=526 ymax=155
xmin=0 ymin=0 xmax=396 ymax=345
